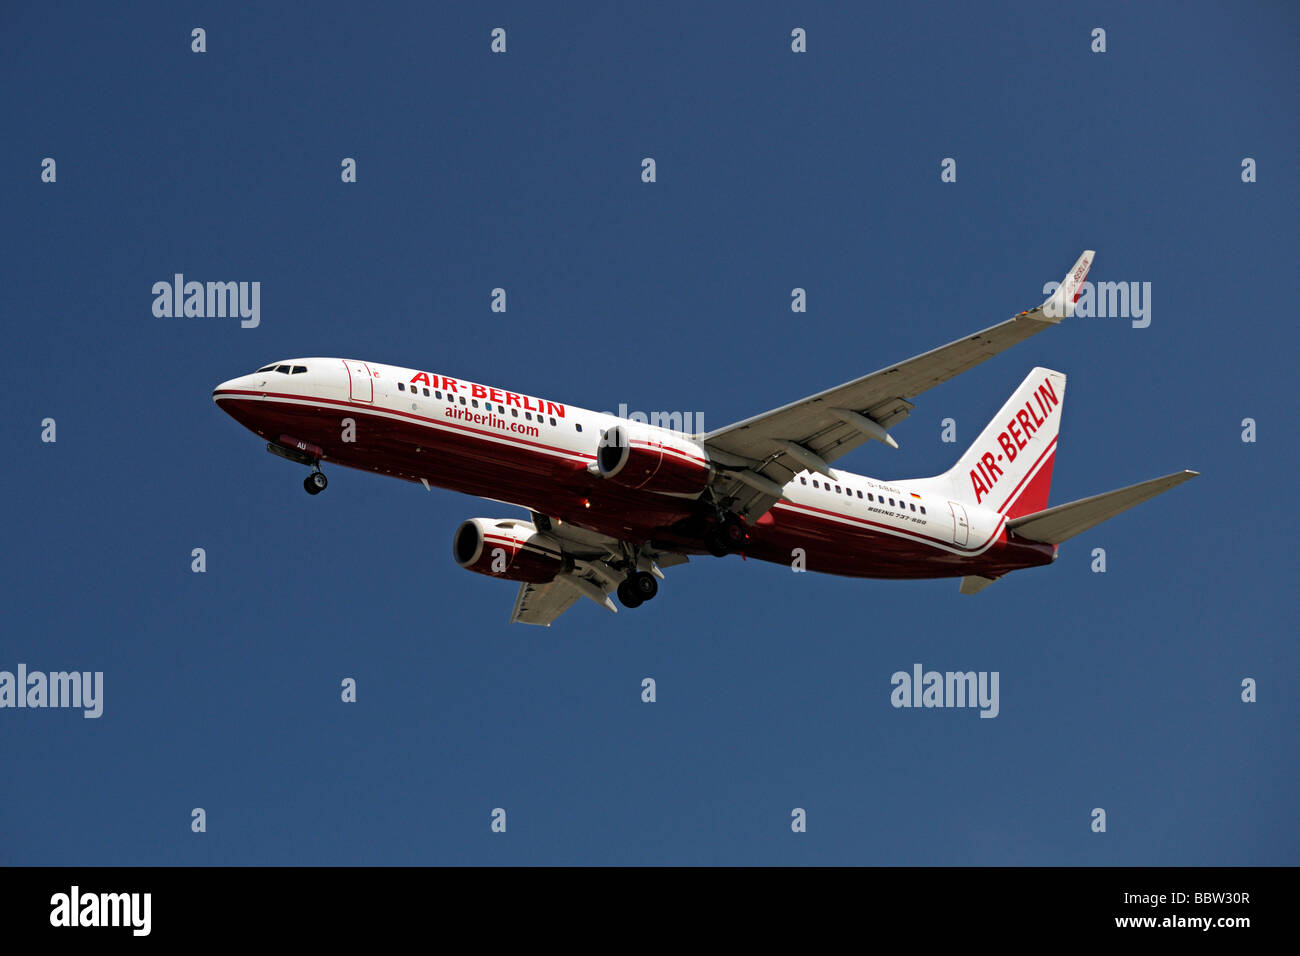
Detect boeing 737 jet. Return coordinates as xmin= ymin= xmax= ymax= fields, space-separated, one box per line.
xmin=214 ymin=251 xmax=1196 ymax=624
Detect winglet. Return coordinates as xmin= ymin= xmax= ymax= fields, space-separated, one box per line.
xmin=1037 ymin=250 xmax=1095 ymax=323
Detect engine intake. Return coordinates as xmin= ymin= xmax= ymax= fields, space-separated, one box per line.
xmin=596 ymin=425 xmax=710 ymax=496
xmin=453 ymin=518 xmax=568 ymax=583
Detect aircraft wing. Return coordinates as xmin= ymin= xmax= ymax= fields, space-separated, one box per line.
xmin=702 ymin=251 xmax=1094 ymax=521
xmin=508 ymin=512 xmax=689 ymax=626
xmin=510 ymin=578 xmax=583 ymax=626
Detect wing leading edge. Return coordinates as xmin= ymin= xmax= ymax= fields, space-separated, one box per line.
xmin=702 ymin=251 xmax=1095 ymax=521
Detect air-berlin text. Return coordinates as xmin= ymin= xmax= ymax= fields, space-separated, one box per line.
xmin=409 ymin=372 xmax=564 ymax=418
xmin=970 ymin=376 xmax=1059 ymax=505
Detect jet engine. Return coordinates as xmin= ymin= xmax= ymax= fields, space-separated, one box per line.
xmin=452 ymin=518 xmax=569 ymax=583
xmin=595 ymin=425 xmax=711 ymax=496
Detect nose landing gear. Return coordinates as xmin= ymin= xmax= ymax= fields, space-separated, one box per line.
xmin=304 ymin=469 xmax=328 ymax=495
xmin=266 ymin=439 xmax=329 ymax=496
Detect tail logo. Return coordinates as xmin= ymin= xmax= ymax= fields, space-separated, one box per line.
xmin=969 ymin=376 xmax=1060 ymax=505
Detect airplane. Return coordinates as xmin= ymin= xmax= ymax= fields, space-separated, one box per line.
xmin=213 ymin=251 xmax=1197 ymax=625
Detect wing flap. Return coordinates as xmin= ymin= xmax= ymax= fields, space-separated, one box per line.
xmin=510 ymin=578 xmax=583 ymax=627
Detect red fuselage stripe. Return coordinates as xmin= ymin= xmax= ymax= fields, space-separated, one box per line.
xmin=215 ymin=389 xmax=593 ymax=462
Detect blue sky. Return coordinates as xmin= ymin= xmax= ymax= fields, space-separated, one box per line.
xmin=2 ymin=1 xmax=1296 ymax=865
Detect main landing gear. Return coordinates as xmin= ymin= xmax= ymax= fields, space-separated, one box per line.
xmin=303 ymin=467 xmax=328 ymax=496
xmin=616 ymin=570 xmax=659 ymax=609
xmin=705 ymin=515 xmax=748 ymax=557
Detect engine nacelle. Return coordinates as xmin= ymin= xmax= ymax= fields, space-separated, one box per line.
xmin=595 ymin=424 xmax=711 ymax=496
xmin=453 ymin=518 xmax=568 ymax=583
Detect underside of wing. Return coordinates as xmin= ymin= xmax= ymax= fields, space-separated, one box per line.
xmin=510 ymin=578 xmax=583 ymax=626
xmin=506 ymin=512 xmax=689 ymax=626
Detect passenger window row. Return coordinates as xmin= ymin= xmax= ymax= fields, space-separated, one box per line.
xmin=799 ymin=475 xmax=926 ymax=514
xmin=396 ymin=382 xmax=568 ymax=427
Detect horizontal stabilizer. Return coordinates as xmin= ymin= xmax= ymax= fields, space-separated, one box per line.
xmin=1008 ymin=470 xmax=1198 ymax=544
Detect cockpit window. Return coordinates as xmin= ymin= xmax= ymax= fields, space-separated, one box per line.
xmin=256 ymin=365 xmax=277 ymax=373
xmin=291 ymin=366 xmax=307 ymax=374
xmin=275 ymin=365 xmax=292 ymax=373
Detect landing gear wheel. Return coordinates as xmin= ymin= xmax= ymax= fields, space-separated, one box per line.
xmin=628 ymin=570 xmax=658 ymax=602
xmin=706 ymin=515 xmax=748 ymax=556
xmin=304 ymin=471 xmax=328 ymax=495
xmin=720 ymin=516 xmax=747 ymax=546
xmin=616 ymin=579 xmax=644 ymax=609
xmin=705 ymin=531 xmax=730 ymax=557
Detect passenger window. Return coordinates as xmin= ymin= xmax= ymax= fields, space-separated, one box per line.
xmin=398 ymin=383 xmax=406 ymax=391
xmin=575 ymin=423 xmax=582 ymax=432
xmin=459 ymin=397 xmax=466 ymax=405
xmin=549 ymin=417 xmax=557 ymax=426
xmin=471 ymin=399 xmax=478 ymax=408
xmin=857 ymin=490 xmax=863 ymax=498
xmin=423 ymin=388 xmax=430 ymax=397
xmin=812 ymin=480 xmax=820 ymax=489
xmin=511 ymin=408 xmax=518 ymax=417
xmin=800 ymin=477 xmax=807 ymax=485
xmin=910 ymin=503 xmax=916 ymax=511
xmin=525 ymin=412 xmax=532 ymax=420
xmin=435 ymin=390 xmax=442 ymax=399
xmin=889 ymin=498 xmax=895 ymax=506
xmin=868 ymin=493 xmax=874 ymax=502
xmin=834 ymin=485 xmax=841 ymax=494
xmin=921 ymin=506 xmax=926 ymax=515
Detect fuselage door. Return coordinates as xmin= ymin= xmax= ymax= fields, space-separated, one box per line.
xmin=344 ymin=360 xmax=373 ymax=402
xmin=947 ymin=501 xmax=970 ymax=547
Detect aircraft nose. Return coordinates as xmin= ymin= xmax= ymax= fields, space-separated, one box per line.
xmin=213 ymin=376 xmax=250 ymax=402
